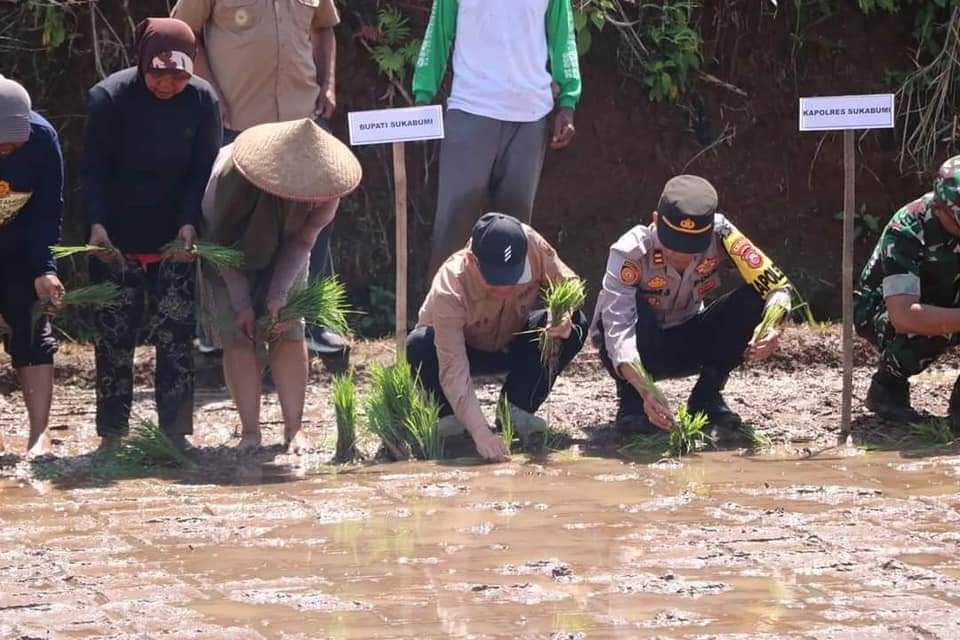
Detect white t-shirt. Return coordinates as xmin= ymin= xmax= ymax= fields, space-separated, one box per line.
xmin=448 ymin=0 xmax=554 ymax=123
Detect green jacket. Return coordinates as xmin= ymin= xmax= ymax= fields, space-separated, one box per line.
xmin=412 ymin=0 xmax=582 ymax=109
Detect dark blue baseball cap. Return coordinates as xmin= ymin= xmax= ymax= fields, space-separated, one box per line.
xmin=470 ymin=213 xmax=532 ymax=286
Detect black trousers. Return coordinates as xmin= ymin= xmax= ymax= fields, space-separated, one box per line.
xmin=598 ymin=285 xmax=764 ymax=415
xmin=407 ymin=309 xmax=589 ymax=417
xmin=0 ymin=263 xmax=57 ymax=368
xmin=91 ymin=259 xmax=196 ymax=437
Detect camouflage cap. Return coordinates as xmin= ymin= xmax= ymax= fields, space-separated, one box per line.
xmin=933 ymin=155 xmax=960 ymax=214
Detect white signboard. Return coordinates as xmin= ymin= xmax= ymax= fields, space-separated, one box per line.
xmin=348 ymin=105 xmax=444 ymax=146
xmin=799 ymin=94 xmax=895 ymax=131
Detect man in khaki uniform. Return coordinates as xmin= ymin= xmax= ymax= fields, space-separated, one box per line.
xmin=407 ymin=213 xmax=588 ymax=463
xmin=172 ymin=0 xmax=347 ymax=353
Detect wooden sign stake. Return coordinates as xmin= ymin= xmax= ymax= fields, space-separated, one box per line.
xmin=841 ymin=130 xmax=855 ymax=442
xmin=393 ymin=141 xmax=408 ymax=357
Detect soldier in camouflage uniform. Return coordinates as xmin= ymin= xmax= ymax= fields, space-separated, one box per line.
xmin=855 ymin=155 xmax=960 ymax=428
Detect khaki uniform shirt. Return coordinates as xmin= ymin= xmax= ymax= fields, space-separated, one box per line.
xmin=417 ymin=226 xmax=576 ymax=431
xmin=172 ymin=0 xmax=340 ymax=131
xmin=591 ymin=214 xmax=792 ymax=370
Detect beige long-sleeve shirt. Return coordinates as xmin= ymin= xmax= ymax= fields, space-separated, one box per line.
xmin=417 ymin=226 xmax=576 ymax=431
xmin=172 ymin=0 xmax=339 ymax=131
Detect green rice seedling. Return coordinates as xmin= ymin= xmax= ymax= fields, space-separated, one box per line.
xmin=364 ymin=358 xmax=444 ymax=461
xmin=909 ymin=419 xmax=956 ymax=447
xmin=49 ymin=244 xmax=117 ymax=260
xmin=497 ymin=394 xmax=515 ymax=452
xmin=34 ymin=283 xmax=122 ymax=326
xmin=97 ymin=419 xmax=191 ymax=476
xmin=628 ymin=360 xmax=669 ymax=408
xmin=405 ymin=390 xmax=443 ymax=460
xmin=740 ymin=424 xmax=773 ymax=449
xmin=752 ymin=302 xmax=789 ymax=343
xmin=161 ymin=240 xmax=245 ymax=270
xmin=669 ymin=406 xmax=713 ymax=457
xmin=364 ymin=360 xmax=416 ymax=460
xmin=538 ymin=278 xmax=587 ymax=368
xmin=618 ymin=433 xmax=670 ymax=458
xmin=332 ymin=371 xmax=361 ymax=463
xmin=259 ymin=276 xmax=350 ymax=341
xmin=542 ymin=425 xmax=571 ymax=452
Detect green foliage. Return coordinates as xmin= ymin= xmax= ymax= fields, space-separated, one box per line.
xmin=371 ymin=6 xmax=422 ymax=84
xmin=573 ymin=0 xmax=616 ymax=55
xmin=669 ymin=406 xmax=712 ymax=456
xmin=332 ymin=371 xmax=361 ymax=463
xmin=26 ymin=0 xmax=67 ymax=49
xmin=639 ymin=2 xmax=703 ymax=102
xmin=740 ymin=424 xmax=773 ymax=449
xmin=365 ymin=358 xmax=443 ymax=461
xmin=50 ymin=245 xmax=108 ymax=260
xmin=752 ymin=302 xmax=789 ymax=343
xmin=59 ymin=283 xmax=122 ymax=309
xmin=629 ymin=360 xmax=669 ymax=408
xmin=833 ymin=205 xmax=883 ymax=240
xmin=357 ymin=285 xmax=396 ymax=338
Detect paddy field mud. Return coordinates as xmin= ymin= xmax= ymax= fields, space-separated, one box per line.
xmin=1 ymin=326 xmax=960 ymax=638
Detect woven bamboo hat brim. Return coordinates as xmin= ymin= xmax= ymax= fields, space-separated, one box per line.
xmin=232 ymin=118 xmax=362 ymax=202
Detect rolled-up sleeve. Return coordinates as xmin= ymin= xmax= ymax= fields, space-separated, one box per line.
xmin=600 ymin=246 xmax=642 ymax=371
xmin=171 ymin=0 xmax=212 ymax=31
xmin=878 ymin=219 xmax=924 ymax=300
xmin=432 ymin=298 xmax=487 ymax=432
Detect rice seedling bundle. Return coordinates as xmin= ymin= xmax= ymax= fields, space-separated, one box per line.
xmin=752 ymin=302 xmax=789 ymax=343
xmin=364 ymin=358 xmax=443 ymax=461
xmin=332 ymin=371 xmax=361 ymax=463
xmin=34 ymin=283 xmax=122 ymax=323
xmin=97 ymin=419 xmax=191 ymax=476
xmin=258 ymin=276 xmax=350 ymax=341
xmin=50 ymin=244 xmax=114 ymax=260
xmin=161 ymin=240 xmax=245 ymax=270
xmin=909 ymin=419 xmax=956 ymax=447
xmin=669 ymin=406 xmax=713 ymax=457
xmin=628 ymin=360 xmax=669 ymax=408
xmin=538 ymin=278 xmax=587 ymax=368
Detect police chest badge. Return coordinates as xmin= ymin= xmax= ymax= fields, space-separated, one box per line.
xmin=646 ymin=275 xmax=667 ymax=290
xmin=619 ymin=260 xmax=641 ymax=286
xmin=695 ymin=257 xmax=719 ymax=276
xmin=0 ymin=181 xmax=32 ymax=228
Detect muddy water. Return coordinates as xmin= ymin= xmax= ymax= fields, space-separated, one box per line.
xmin=3 ymin=449 xmax=960 ymax=639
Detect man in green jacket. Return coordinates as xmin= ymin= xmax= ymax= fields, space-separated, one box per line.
xmin=413 ymin=0 xmax=582 ymax=277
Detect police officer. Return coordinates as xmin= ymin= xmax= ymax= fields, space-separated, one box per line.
xmin=855 ymin=155 xmax=960 ymax=428
xmin=591 ymin=175 xmax=791 ymax=433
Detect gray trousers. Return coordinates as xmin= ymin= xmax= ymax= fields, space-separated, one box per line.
xmin=429 ymin=109 xmax=550 ymax=276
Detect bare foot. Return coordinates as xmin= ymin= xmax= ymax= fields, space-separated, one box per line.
xmin=284 ymin=430 xmax=313 ymax=455
xmin=0 ymin=435 xmax=5 ymax=454
xmin=237 ymin=432 xmax=262 ymax=455
xmin=26 ymin=432 xmax=53 ymax=459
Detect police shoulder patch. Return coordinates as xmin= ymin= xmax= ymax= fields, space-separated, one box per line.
xmin=619 ymin=260 xmax=641 ymax=286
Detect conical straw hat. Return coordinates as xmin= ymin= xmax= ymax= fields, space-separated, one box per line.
xmin=232 ymin=118 xmax=362 ymax=202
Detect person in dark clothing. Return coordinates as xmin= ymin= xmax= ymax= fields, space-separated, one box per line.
xmin=0 ymin=76 xmax=65 ymax=458
xmin=81 ymin=17 xmax=222 ymax=453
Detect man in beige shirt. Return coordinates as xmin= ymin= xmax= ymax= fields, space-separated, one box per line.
xmin=172 ymin=0 xmax=346 ymax=353
xmin=407 ymin=213 xmax=588 ymax=462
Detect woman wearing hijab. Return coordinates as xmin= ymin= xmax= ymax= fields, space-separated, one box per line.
xmin=201 ymin=118 xmax=360 ymax=454
xmin=82 ymin=17 xmax=222 ymax=453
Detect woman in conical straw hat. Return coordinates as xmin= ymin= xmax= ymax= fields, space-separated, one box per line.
xmin=201 ymin=117 xmax=361 ymax=454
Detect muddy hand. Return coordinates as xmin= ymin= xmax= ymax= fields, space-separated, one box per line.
xmin=88 ymin=223 xmax=117 ymax=263
xmin=546 ymin=313 xmax=573 ymax=339
xmin=471 ymin=427 xmax=510 ymax=463
xmin=641 ymin=391 xmax=675 ymax=431
xmin=746 ymin=329 xmax=780 ymax=364
xmin=34 ymin=274 xmax=64 ymax=310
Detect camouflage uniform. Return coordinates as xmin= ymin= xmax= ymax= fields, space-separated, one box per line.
xmin=855 ymin=156 xmax=960 ymax=380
